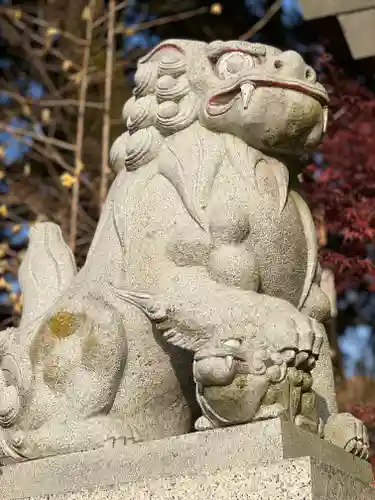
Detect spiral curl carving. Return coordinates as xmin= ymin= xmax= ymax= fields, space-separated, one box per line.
xmin=124 ymin=127 xmax=162 ymax=171
xmin=155 ymin=93 xmax=199 ymax=136
xmin=113 ymin=46 xmax=198 ymax=173
xmin=157 ymin=53 xmax=187 ymax=78
xmin=133 ymin=63 xmax=158 ymax=98
xmin=126 ymin=95 xmax=158 ymax=134
xmin=156 ymin=75 xmax=190 ymax=103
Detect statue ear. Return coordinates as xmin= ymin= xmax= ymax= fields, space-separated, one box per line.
xmin=19 ymin=223 xmax=77 ymax=328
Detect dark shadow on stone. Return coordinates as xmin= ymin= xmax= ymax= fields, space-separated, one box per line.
xmin=316 ymin=392 xmax=331 ymax=424
xmin=152 ymin=323 xmax=201 ymax=431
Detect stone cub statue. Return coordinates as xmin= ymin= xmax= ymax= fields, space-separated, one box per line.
xmin=0 ymin=39 xmax=368 ymax=461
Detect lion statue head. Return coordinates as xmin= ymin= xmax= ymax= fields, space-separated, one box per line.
xmin=110 ymin=39 xmax=329 ymax=173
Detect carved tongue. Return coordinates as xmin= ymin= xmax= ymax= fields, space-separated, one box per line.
xmin=241 ymin=82 xmax=255 ymax=109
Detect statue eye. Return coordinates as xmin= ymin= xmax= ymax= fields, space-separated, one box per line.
xmin=216 ymin=52 xmax=255 ymax=78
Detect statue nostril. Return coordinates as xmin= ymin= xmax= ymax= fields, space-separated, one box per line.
xmin=274 ymin=60 xmax=284 ymax=69
xmin=305 ymin=67 xmax=316 ymax=82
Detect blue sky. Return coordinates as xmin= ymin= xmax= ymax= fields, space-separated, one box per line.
xmin=340 ymin=324 xmax=375 ymax=375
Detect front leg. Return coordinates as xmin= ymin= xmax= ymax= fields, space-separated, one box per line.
xmin=115 ymin=267 xmax=327 ymax=429
xmin=115 ymin=266 xmax=325 ymax=358
xmin=310 ymin=332 xmax=338 ymax=422
xmin=302 ymin=268 xmax=338 ymax=423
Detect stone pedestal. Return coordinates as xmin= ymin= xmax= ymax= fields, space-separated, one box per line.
xmin=1 ymin=419 xmax=374 ymax=500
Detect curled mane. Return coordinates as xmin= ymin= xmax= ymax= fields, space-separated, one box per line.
xmin=110 ymin=40 xmax=207 ymax=175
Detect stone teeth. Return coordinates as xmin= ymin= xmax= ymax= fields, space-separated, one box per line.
xmin=225 ymin=355 xmax=234 ymax=369
xmin=224 ymin=339 xmax=241 ymax=349
xmin=240 ymin=82 xmax=255 ymax=110
xmin=323 ymin=107 xmax=328 ymax=133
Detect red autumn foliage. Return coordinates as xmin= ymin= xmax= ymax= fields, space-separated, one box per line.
xmin=301 ymin=54 xmax=375 ymax=293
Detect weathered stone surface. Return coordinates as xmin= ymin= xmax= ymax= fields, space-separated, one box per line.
xmin=6 ymin=458 xmax=375 ymax=500
xmin=1 ymin=419 xmax=373 ymax=500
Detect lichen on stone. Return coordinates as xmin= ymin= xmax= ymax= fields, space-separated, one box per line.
xmin=48 ymin=311 xmax=79 ymax=339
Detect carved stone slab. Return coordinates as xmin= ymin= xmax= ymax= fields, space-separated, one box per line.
xmin=1 ymin=419 xmax=373 ymax=499
xmin=4 ymin=458 xmax=373 ymax=500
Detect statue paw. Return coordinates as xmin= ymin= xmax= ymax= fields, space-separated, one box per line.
xmin=324 ymin=413 xmax=369 ymax=460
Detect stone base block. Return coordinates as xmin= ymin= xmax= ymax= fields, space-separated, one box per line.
xmin=1 ymin=419 xmax=374 ymax=499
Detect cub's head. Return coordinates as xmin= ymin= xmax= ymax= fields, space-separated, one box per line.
xmin=197 ymin=40 xmax=328 ymax=155
xmin=119 ymin=39 xmax=328 ymax=168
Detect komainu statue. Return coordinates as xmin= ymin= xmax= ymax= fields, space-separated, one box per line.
xmin=0 ymin=39 xmax=369 ymax=462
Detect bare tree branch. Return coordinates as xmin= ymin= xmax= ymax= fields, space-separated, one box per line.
xmin=239 ymin=0 xmax=281 ymax=41
xmin=0 ymin=6 xmax=88 ymax=46
xmin=2 ymin=91 xmax=105 ymax=110
xmin=92 ymin=1 xmax=128 ymax=29
xmin=114 ymin=5 xmax=209 ymax=36
xmin=0 ymin=124 xmax=76 ymax=152
xmin=69 ymin=1 xmax=94 ymax=252
xmin=7 ymin=15 xmax=82 ymax=71
xmin=2 ymin=15 xmax=72 ymax=137
xmin=99 ymin=0 xmax=115 ymax=208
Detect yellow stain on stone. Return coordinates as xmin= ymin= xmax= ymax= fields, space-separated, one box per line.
xmin=48 ymin=311 xmax=79 ymax=339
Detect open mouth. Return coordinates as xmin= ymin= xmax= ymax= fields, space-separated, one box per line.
xmin=207 ymin=78 xmax=329 ymax=114
xmin=208 ymin=84 xmax=255 ymax=111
